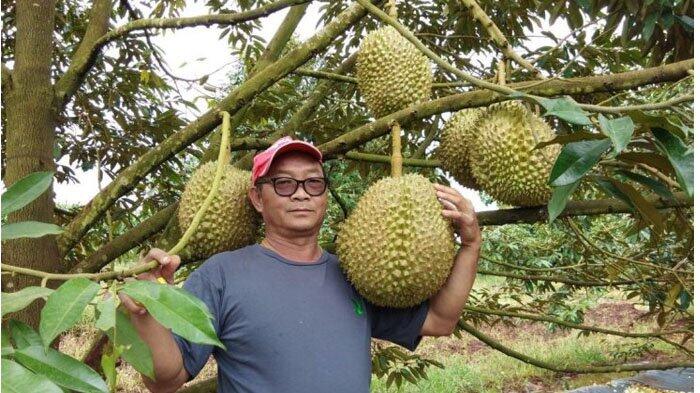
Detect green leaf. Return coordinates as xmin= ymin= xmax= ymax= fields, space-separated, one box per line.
xmin=14 ymin=346 xmax=108 ymax=393
xmin=2 ymin=287 xmax=54 ymax=317
xmin=40 ymin=278 xmax=100 ymax=349
xmin=1 ymin=221 xmax=64 ymax=241
xmin=2 ymin=329 xmax=14 ymax=357
xmin=593 ymin=177 xmax=634 ymax=209
xmin=549 ymin=140 xmax=611 ymax=186
xmin=1 ymin=358 xmax=63 ymax=393
xmin=547 ymin=180 xmax=581 ymax=223
xmin=675 ymin=15 xmax=693 ymax=32
xmin=598 ymin=114 xmax=634 ymax=156
xmin=643 ymin=12 xmax=659 ymax=41
xmin=616 ymin=170 xmax=675 ymax=200
xmin=651 ymin=127 xmax=693 ymax=197
xmin=8 ymin=320 xmax=43 ymax=349
xmin=107 ymin=309 xmax=154 ymax=379
xmin=1 ymin=172 xmax=53 ymax=217
xmin=536 ymin=96 xmax=592 ymax=125
xmin=95 ymin=295 xmax=117 ymax=332
xmin=617 ymin=152 xmax=674 ymax=175
xmin=608 ymin=179 xmax=666 ymax=233
xmin=120 ymin=281 xmax=224 ymax=348
xmin=628 ymin=110 xmax=689 ymax=139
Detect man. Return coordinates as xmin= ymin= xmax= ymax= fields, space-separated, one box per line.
xmin=120 ymin=137 xmax=481 ymax=393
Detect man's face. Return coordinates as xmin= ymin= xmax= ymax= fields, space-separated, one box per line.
xmin=248 ymin=151 xmax=328 ymax=237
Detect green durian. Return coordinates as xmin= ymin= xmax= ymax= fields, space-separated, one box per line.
xmin=435 ymin=108 xmax=486 ymax=189
xmin=469 ymin=101 xmax=560 ymax=206
xmin=355 ymin=26 xmax=433 ymax=118
xmin=337 ymin=173 xmax=456 ymax=308
xmin=178 ymin=161 xmax=260 ymax=259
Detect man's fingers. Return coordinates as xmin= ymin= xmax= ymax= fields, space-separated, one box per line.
xmin=145 ymin=248 xmax=169 ymax=264
xmin=118 ymin=292 xmax=147 ymax=316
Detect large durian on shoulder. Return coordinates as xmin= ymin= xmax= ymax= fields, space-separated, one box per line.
xmin=435 ymin=108 xmax=485 ymax=190
xmin=469 ymin=101 xmax=560 ymax=206
xmin=355 ymin=26 xmax=432 ymax=118
xmin=178 ymin=161 xmax=260 ymax=260
xmin=336 ymin=173 xmax=456 ymax=308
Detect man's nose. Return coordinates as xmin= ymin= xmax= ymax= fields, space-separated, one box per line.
xmin=291 ymin=183 xmax=311 ymax=200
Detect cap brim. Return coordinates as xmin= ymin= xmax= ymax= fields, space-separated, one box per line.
xmin=256 ymin=142 xmax=323 ymax=181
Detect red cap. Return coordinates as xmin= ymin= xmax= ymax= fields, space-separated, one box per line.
xmin=252 ymin=136 xmax=323 ymax=184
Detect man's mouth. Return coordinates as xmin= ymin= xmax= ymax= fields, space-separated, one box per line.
xmin=289 ymin=209 xmax=313 ymax=212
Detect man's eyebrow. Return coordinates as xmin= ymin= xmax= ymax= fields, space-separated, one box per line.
xmin=271 ymin=169 xmax=323 ymax=177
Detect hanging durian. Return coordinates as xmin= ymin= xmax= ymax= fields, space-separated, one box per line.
xmin=435 ymin=108 xmax=485 ymax=190
xmin=468 ymin=100 xmax=560 ymax=206
xmin=337 ymin=123 xmax=455 ymax=308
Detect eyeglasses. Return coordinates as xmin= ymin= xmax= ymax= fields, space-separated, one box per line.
xmin=255 ymin=176 xmax=328 ymax=197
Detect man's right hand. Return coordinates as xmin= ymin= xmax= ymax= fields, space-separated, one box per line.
xmin=119 ymin=248 xmax=181 ymax=316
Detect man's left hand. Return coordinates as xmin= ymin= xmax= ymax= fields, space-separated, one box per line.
xmin=433 ymin=183 xmax=481 ymax=249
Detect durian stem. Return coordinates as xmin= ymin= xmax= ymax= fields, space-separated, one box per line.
xmin=390 ymin=121 xmax=403 ymax=178
xmin=169 ymin=111 xmax=232 ymax=256
xmin=385 ymin=0 xmax=397 ymax=19
xmin=497 ymin=59 xmax=506 ymax=86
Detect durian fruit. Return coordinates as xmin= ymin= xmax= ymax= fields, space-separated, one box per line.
xmin=434 ymin=108 xmax=485 ymax=189
xmin=468 ymin=101 xmax=560 ymax=206
xmin=178 ymin=161 xmax=259 ymax=259
xmin=337 ymin=125 xmax=455 ymax=308
xmin=355 ymin=26 xmax=432 ymax=118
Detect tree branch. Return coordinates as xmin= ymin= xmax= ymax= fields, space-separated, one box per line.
xmin=579 ymin=94 xmax=694 ymax=114
xmin=476 ymin=192 xmax=691 ymax=226
xmin=53 ymin=0 xmax=312 ymax=111
xmin=341 ymin=151 xmax=440 ymax=167
xmin=53 ymin=0 xmax=114 ymax=110
xmin=464 ymin=305 xmax=691 ymax=339
xmin=67 ymin=204 xmax=177 ymax=274
xmin=57 ymin=0 xmax=379 ymax=258
xmin=459 ymin=0 xmax=541 ymax=77
xmin=475 ymin=269 xmax=673 ymax=287
xmin=457 ymin=320 xmax=692 ymax=373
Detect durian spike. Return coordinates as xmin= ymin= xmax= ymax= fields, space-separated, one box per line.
xmin=169 ymin=111 xmax=232 ymax=256
xmin=390 ymin=121 xmax=403 ymax=178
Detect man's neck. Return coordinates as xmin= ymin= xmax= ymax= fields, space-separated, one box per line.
xmin=262 ymin=232 xmax=322 ymax=263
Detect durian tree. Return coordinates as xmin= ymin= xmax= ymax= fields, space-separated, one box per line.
xmin=1 ymin=0 xmax=694 ymax=391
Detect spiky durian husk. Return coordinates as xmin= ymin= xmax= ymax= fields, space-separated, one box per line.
xmin=469 ymin=101 xmax=560 ymax=206
xmin=435 ymin=108 xmax=486 ymax=189
xmin=355 ymin=26 xmax=432 ymax=118
xmin=337 ymin=174 xmax=456 ymax=308
xmin=178 ymin=162 xmax=260 ymax=259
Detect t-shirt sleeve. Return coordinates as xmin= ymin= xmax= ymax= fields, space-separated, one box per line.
xmin=171 ymin=263 xmax=223 ymax=381
xmin=367 ymin=299 xmax=430 ymax=351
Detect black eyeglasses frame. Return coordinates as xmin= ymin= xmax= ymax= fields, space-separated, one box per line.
xmin=255 ymin=176 xmax=329 ymax=197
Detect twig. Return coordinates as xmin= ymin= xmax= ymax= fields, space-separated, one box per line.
xmin=341 ymin=151 xmax=440 ymax=167
xmin=459 ymin=0 xmax=541 ymax=77
xmin=579 ymin=94 xmax=694 ymax=114
xmin=457 ymin=320 xmax=693 ymax=372
xmin=476 ymin=269 xmax=671 ymax=287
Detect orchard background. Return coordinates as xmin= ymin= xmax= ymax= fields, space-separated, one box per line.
xmin=0 ymin=0 xmax=694 ymax=391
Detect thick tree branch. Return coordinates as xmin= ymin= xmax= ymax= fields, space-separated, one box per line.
xmin=67 ymin=204 xmax=177 ymax=274
xmin=476 ymin=192 xmax=691 ymax=226
xmin=457 ymin=320 xmax=692 ymax=373
xmin=53 ymin=0 xmax=113 ymax=110
xmin=53 ymin=0 xmax=312 ymax=111
xmin=342 ymin=151 xmax=440 ymax=167
xmin=57 ymin=0 xmax=379 ymax=258
xmin=319 ymin=59 xmax=692 ymax=158
xmin=459 ymin=0 xmax=541 ymax=77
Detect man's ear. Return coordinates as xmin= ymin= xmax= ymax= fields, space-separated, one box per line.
xmin=248 ymin=187 xmax=264 ymax=214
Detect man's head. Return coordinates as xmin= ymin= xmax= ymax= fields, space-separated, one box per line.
xmin=248 ymin=138 xmax=328 ymax=238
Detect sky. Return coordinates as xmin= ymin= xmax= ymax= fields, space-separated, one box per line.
xmin=52 ymin=3 xmax=585 ymax=212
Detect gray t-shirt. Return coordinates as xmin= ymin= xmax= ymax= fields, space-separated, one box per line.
xmin=172 ymin=244 xmax=429 ymax=393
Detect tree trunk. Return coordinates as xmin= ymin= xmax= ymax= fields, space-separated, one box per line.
xmin=2 ymin=0 xmax=60 ymax=328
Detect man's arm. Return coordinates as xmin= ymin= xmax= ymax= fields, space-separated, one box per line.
xmin=118 ymin=249 xmax=190 ymax=393
xmin=421 ymin=183 xmax=481 ymax=337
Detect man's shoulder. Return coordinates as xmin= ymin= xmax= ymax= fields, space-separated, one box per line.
xmin=192 ymin=244 xmax=260 ymax=277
